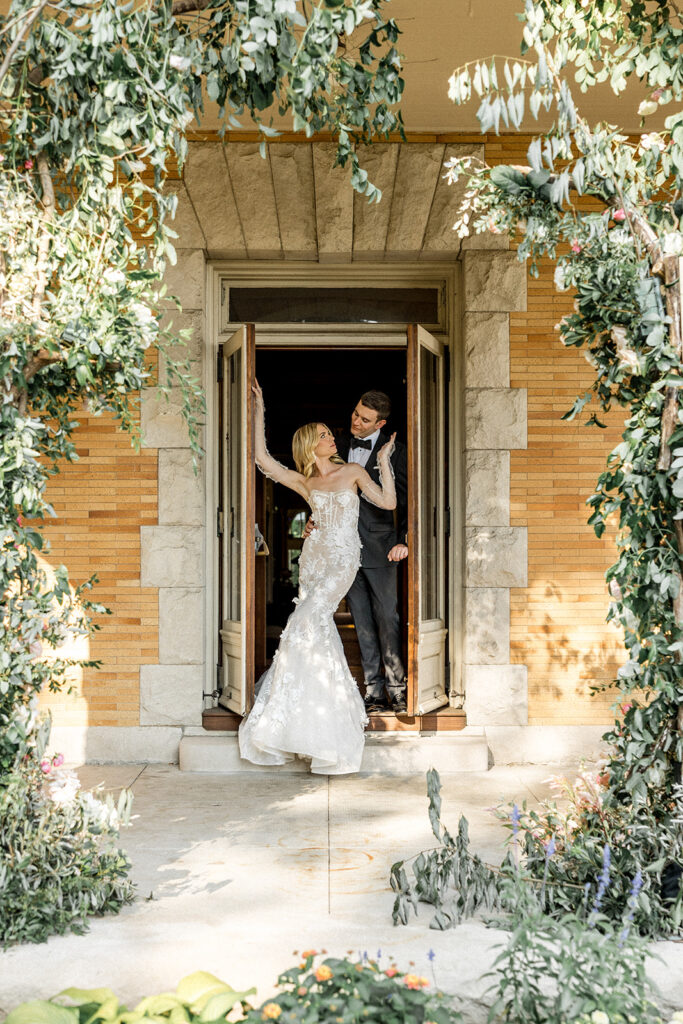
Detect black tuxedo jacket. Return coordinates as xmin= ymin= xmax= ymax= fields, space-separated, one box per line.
xmin=339 ymin=431 xmax=408 ymax=569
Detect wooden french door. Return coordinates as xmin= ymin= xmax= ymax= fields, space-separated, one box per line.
xmin=407 ymin=325 xmax=449 ymax=715
xmin=217 ymin=324 xmax=256 ymax=714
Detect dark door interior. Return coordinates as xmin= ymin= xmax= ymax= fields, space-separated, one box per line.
xmin=254 ymin=346 xmax=407 ymax=693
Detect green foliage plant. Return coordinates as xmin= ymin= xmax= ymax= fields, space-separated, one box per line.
xmin=3 ymin=961 xmax=463 ymax=1024
xmin=4 ymin=971 xmax=257 ymax=1024
xmin=0 ymin=719 xmax=134 ymax=948
xmin=0 ymin=0 xmax=404 ymax=771
xmin=440 ymin=0 xmax=683 ymax=911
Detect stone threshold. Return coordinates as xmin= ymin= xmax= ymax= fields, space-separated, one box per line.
xmin=179 ymin=727 xmax=488 ymax=773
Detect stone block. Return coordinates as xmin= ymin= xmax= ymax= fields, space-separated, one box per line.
xmin=465 ymin=388 xmax=527 ymax=450
xmin=166 ymin=181 xmax=206 ymax=249
xmin=313 ymin=144 xmax=353 ymax=261
xmin=422 ymin=144 xmax=484 ymax=254
xmin=141 ymin=388 xmax=193 ymax=449
xmin=140 ymin=526 xmax=203 ymax=588
xmin=159 ymin=588 xmax=204 ymax=664
xmin=485 ymin=725 xmax=608 ymax=766
xmin=140 ymin=665 xmax=204 ymax=726
xmin=463 ymin=250 xmax=527 ymax=312
xmin=184 ymin=141 xmax=246 ymax=257
xmin=386 ymin=144 xmax=445 ymax=256
xmin=465 ymin=451 xmax=509 ymax=526
xmin=158 ymin=310 xmax=204 ymax=380
xmin=465 ymin=588 xmax=510 ymax=665
xmin=161 ymin=249 xmax=204 ymax=310
xmin=158 ymin=449 xmax=204 ymax=526
xmin=466 ymin=527 xmax=527 ymax=588
xmin=465 ymin=665 xmax=528 ymax=726
xmin=269 ymin=143 xmax=317 ymax=258
xmin=225 ymin=143 xmax=281 ymax=258
xmin=353 ymin=144 xmax=400 ymax=258
xmin=464 ymin=312 xmax=509 ymax=388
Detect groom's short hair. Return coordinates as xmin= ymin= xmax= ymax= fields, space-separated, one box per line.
xmin=359 ymin=390 xmax=391 ymax=422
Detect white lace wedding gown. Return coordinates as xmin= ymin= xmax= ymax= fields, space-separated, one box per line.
xmin=239 ymin=488 xmax=368 ymax=775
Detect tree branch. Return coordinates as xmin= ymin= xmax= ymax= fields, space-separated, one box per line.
xmin=171 ymin=0 xmax=210 ymax=14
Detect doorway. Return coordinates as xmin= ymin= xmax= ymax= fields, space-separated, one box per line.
xmin=254 ymin=346 xmax=408 ymax=693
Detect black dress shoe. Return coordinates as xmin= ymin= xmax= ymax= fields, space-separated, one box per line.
xmin=364 ymin=696 xmax=385 ymax=713
xmin=389 ymin=693 xmax=407 ymax=714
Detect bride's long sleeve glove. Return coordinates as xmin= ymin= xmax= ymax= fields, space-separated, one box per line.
xmin=358 ymin=436 xmax=397 ymax=510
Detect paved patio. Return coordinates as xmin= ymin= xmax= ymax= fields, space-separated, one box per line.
xmin=1 ymin=764 xmax=682 ymax=1022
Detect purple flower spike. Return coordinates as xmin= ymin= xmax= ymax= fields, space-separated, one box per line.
xmin=511 ymin=803 xmax=521 ymax=838
xmin=546 ymin=836 xmax=556 ymax=859
xmin=427 ymin=949 xmax=436 ymax=962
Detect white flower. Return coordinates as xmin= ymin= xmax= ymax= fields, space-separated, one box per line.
xmin=612 ymin=325 xmax=641 ymax=373
xmin=640 ymin=132 xmax=664 ymax=151
xmin=48 ymin=768 xmax=81 ymax=806
xmin=608 ymin=579 xmax=623 ymax=600
xmin=554 ymin=265 xmax=567 ymax=291
xmin=103 ymin=268 xmax=125 ymax=284
xmin=638 ymin=99 xmax=658 ymax=117
xmin=662 ymin=232 xmax=683 ymax=256
xmin=590 ymin=1010 xmax=610 ymax=1024
xmin=129 ymin=302 xmax=154 ymax=325
xmin=169 ymin=54 xmax=191 ymax=72
xmin=81 ymin=791 xmax=120 ymax=829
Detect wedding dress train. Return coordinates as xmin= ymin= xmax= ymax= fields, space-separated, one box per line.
xmin=238 ymin=488 xmax=369 ymax=775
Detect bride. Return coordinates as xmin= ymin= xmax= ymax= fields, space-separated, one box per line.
xmin=238 ymin=381 xmax=397 ymax=775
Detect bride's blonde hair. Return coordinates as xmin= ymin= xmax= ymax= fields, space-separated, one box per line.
xmin=292 ymin=422 xmax=345 ymax=478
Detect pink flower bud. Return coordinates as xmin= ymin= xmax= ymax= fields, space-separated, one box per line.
xmin=613 ymin=208 xmax=626 ymax=222
xmin=40 ymin=758 xmax=52 ymax=774
xmin=570 ymin=240 xmax=582 ymax=254
xmin=24 ymin=159 xmax=34 ymax=170
xmin=52 ymin=753 xmax=65 ymax=767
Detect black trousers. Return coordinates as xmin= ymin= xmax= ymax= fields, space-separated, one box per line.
xmin=345 ymin=564 xmax=406 ymax=699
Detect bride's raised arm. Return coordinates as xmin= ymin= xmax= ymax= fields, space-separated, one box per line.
xmin=253 ymin=382 xmax=308 ymax=499
xmin=353 ymin=434 xmax=397 ymax=510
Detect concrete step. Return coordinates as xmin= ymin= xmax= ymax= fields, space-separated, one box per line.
xmin=179 ymin=727 xmax=489 ymax=774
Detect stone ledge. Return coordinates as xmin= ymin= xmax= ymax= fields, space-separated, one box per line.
xmin=485 ymin=724 xmax=608 ymax=766
xmin=466 ymin=527 xmax=527 ymax=588
xmin=47 ymin=725 xmax=181 ymax=764
xmin=179 ymin=729 xmax=489 ymax=774
xmin=465 ymin=665 xmax=528 ymax=726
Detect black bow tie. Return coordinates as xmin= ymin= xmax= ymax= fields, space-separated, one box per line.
xmin=350 ymin=437 xmax=373 ymax=451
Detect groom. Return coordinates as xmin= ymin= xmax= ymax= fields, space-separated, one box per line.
xmin=309 ymin=390 xmax=408 ymax=714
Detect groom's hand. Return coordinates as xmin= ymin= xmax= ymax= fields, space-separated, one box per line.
xmin=303 ymin=516 xmax=317 ymax=539
xmin=387 ymin=544 xmax=408 ymax=562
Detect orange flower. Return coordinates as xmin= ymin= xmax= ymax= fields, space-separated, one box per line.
xmin=301 ymin=950 xmax=317 ymax=958
xmin=262 ymin=1004 xmax=282 ymax=1019
xmin=297 ymin=987 xmax=308 ymax=996
xmin=419 ymin=977 xmax=430 ymax=988
xmin=385 ymin=967 xmax=398 ymax=977
xmin=315 ymin=965 xmax=333 ymax=982
xmin=404 ymin=974 xmax=421 ymax=990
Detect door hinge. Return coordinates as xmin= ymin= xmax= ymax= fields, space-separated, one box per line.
xmin=217 ymin=508 xmax=224 ymax=537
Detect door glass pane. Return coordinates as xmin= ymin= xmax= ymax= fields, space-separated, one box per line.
xmin=420 ymin=346 xmax=438 ymax=620
xmin=228 ymin=347 xmax=242 ymax=621
xmin=229 ymin=287 xmax=439 ymax=325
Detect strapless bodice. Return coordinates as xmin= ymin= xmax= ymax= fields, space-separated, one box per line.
xmin=308 ymin=488 xmax=359 ymax=533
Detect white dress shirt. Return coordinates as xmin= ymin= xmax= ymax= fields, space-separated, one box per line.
xmin=347 ymin=428 xmax=381 ymax=469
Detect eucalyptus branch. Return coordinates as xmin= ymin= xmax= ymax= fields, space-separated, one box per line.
xmin=0 ymin=0 xmax=49 ymax=90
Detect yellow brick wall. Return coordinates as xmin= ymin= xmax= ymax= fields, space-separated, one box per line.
xmin=38 ymin=409 xmax=158 ymax=727
xmin=36 ymin=132 xmax=624 ymax=732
